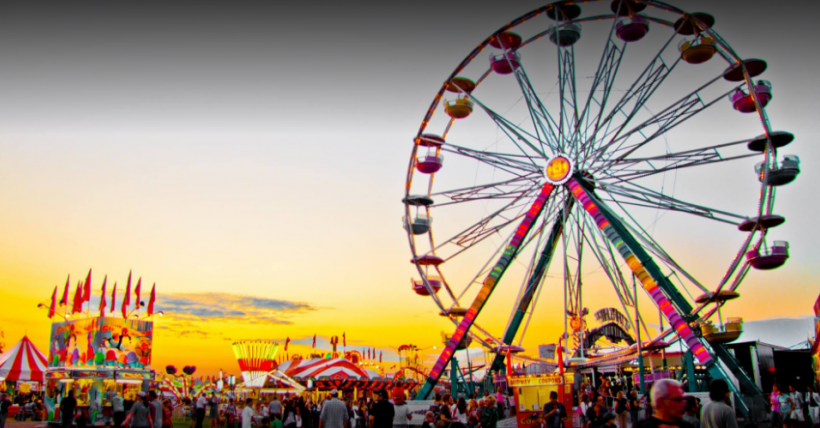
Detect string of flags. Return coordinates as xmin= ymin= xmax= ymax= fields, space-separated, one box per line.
xmin=46 ymin=269 xmax=158 ymax=320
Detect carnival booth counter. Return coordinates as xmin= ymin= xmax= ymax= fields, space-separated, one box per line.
xmin=511 ymin=373 xmax=574 ymax=428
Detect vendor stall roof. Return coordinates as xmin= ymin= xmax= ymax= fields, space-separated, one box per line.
xmin=0 ymin=336 xmax=48 ymax=382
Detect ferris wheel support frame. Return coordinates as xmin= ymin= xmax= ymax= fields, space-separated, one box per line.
xmin=417 ymin=182 xmax=556 ymax=399
xmin=489 ymin=199 xmax=574 ymax=373
xmin=569 ymin=175 xmax=761 ymax=417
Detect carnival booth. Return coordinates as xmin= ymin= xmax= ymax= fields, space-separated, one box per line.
xmin=511 ymin=372 xmax=574 ymax=428
xmin=231 ymin=341 xmax=304 ymax=397
xmin=0 ymin=336 xmax=49 ymax=419
xmin=45 ymin=316 xmax=155 ymax=423
xmin=279 ymin=357 xmax=418 ymax=398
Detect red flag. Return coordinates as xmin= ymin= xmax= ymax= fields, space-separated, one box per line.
xmin=379 ymin=351 xmax=382 ymax=363
xmin=134 ymin=277 xmax=142 ymax=308
xmin=110 ymin=282 xmax=117 ymax=313
xmin=147 ymin=283 xmax=156 ymax=316
xmin=285 ymin=337 xmax=290 ymax=351
xmin=48 ymin=286 xmax=57 ymax=319
xmin=343 ymin=332 xmax=346 ymax=347
xmin=83 ymin=269 xmax=92 ymax=303
xmin=72 ymin=281 xmax=83 ymax=314
xmin=99 ymin=276 xmax=107 ymax=318
xmin=312 ymin=334 xmax=316 ymax=348
xmin=61 ymin=275 xmax=70 ymax=306
xmin=122 ymin=271 xmax=132 ymax=318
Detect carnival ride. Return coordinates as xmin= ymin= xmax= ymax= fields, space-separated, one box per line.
xmin=403 ymin=0 xmax=796 ymax=417
xmin=231 ymin=340 xmax=304 ymax=395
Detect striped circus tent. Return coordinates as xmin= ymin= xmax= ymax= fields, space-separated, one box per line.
xmin=279 ymin=358 xmax=378 ymax=380
xmin=0 ymin=336 xmax=48 ymax=382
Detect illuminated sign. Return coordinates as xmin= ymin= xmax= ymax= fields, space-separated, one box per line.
xmin=48 ymin=316 xmax=153 ymax=369
xmin=545 ymin=155 xmax=573 ymax=185
xmin=509 ymin=373 xmax=574 ymax=387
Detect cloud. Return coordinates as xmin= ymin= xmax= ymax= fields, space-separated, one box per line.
xmin=154 ymin=293 xmax=316 ymax=325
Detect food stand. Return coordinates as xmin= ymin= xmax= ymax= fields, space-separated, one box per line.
xmin=510 ymin=372 xmax=574 ymax=428
xmin=45 ymin=316 xmax=155 ymax=423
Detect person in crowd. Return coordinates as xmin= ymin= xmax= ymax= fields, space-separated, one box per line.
xmin=0 ymin=393 xmax=10 ymax=428
xmin=634 ymin=379 xmax=691 ymax=428
xmin=196 ymin=393 xmax=209 ymax=428
xmin=479 ymin=397 xmax=498 ymax=428
xmin=392 ymin=391 xmax=412 ymax=428
xmin=628 ymin=391 xmax=641 ymax=426
xmin=113 ymin=390 xmax=127 ymax=428
xmin=789 ymin=386 xmax=805 ymax=425
xmin=208 ymin=393 xmax=221 ymax=428
xmin=124 ymin=391 xmax=154 ymax=428
xmin=319 ymin=389 xmax=348 ymax=428
xmin=62 ymin=390 xmax=78 ymax=428
xmin=475 ymin=399 xmax=486 ymax=425
xmin=284 ymin=399 xmax=300 ymax=428
xmin=223 ymin=399 xmax=238 ymax=428
xmin=779 ymin=387 xmax=796 ymax=428
xmin=614 ymin=391 xmax=628 ymax=428
xmin=440 ymin=394 xmax=454 ymax=426
xmin=161 ymin=399 xmax=173 ymax=428
xmin=271 ymin=397 xmax=283 ymax=421
xmin=586 ymin=396 xmax=607 ymax=428
xmin=368 ymin=390 xmax=392 ymax=428
xmin=771 ymin=384 xmax=784 ymax=428
xmin=578 ymin=394 xmax=591 ymax=428
xmin=421 ymin=412 xmax=435 ymax=428
xmin=700 ymin=380 xmax=735 ymax=428
xmin=543 ymin=391 xmax=568 ymax=428
xmin=148 ymin=391 xmax=163 ymax=428
xmin=467 ymin=399 xmax=479 ymax=428
xmin=602 ymin=413 xmax=617 ymax=428
xmin=242 ymin=399 xmax=256 ymax=428
xmin=806 ymin=386 xmax=820 ymax=427
xmin=449 ymin=397 xmax=468 ymax=428
xmin=682 ymin=397 xmax=700 ymax=428
xmin=75 ymin=407 xmax=90 ymax=428
xmin=495 ymin=388 xmax=505 ymax=419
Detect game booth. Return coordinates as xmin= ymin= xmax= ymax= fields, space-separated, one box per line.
xmin=45 ymin=316 xmax=155 ymax=423
xmin=511 ymin=372 xmax=574 ymax=428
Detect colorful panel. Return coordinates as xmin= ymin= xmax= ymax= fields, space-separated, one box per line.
xmin=48 ymin=316 xmax=153 ymax=369
xmin=567 ymin=178 xmax=713 ymax=365
xmin=428 ymin=182 xmax=555 ymax=380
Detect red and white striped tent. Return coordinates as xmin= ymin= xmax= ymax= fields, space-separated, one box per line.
xmin=0 ymin=336 xmax=48 ymax=382
xmin=279 ymin=358 xmax=378 ymax=379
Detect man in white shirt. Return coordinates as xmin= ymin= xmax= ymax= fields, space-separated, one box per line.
xmin=196 ymin=394 xmax=208 ymax=428
xmin=789 ymin=386 xmax=805 ymax=423
xmin=806 ymin=386 xmax=820 ymax=426
xmin=269 ymin=397 xmax=282 ymax=420
xmin=242 ymin=399 xmax=255 ymax=428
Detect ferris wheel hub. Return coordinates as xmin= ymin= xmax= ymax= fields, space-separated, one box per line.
xmin=545 ymin=155 xmax=573 ymax=185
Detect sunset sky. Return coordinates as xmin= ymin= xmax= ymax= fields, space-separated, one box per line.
xmin=0 ymin=0 xmax=818 ymax=377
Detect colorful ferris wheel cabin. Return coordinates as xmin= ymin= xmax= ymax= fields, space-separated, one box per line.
xmin=616 ymin=17 xmax=649 ymax=43
xmin=549 ymin=23 xmax=582 ymax=47
xmin=403 ymin=212 xmax=431 ymax=235
xmin=738 ymin=214 xmax=785 ymax=232
xmin=731 ymin=80 xmax=772 ymax=113
xmin=444 ymin=95 xmax=474 ymax=119
xmin=412 ymin=277 xmax=442 ymax=296
xmin=723 ymin=59 xmax=767 ymax=82
xmin=415 ymin=133 xmax=444 ymax=174
xmin=490 ymin=51 xmax=521 ymax=75
xmin=746 ymin=241 xmax=789 ymax=270
xmin=755 ymin=155 xmax=800 ymax=186
xmin=673 ymin=12 xmax=715 ymax=36
xmin=679 ymin=36 xmax=717 ymax=64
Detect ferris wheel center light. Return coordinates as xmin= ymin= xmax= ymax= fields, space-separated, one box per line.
xmin=546 ymin=156 xmax=573 ymax=184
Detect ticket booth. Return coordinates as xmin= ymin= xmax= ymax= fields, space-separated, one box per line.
xmin=511 ymin=373 xmax=574 ymax=428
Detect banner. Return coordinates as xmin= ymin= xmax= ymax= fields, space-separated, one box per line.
xmin=48 ymin=316 xmax=153 ymax=369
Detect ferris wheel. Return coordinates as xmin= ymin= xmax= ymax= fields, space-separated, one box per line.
xmin=403 ymin=0 xmax=799 ymax=410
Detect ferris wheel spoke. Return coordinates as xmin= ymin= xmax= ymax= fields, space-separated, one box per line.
xmin=513 ymin=64 xmax=561 ymax=154
xmin=597 ymin=80 xmax=741 ymax=163
xmin=576 ymin=35 xmax=626 ymax=155
xmin=468 ymin=93 xmax=550 ymax=161
xmin=556 ymin=46 xmax=579 ymax=152
xmin=597 ymin=138 xmax=757 ymax=181
xmin=441 ymin=143 xmax=544 ymax=176
xmin=580 ymin=210 xmax=637 ymax=309
xmin=596 ymin=180 xmax=747 ymax=225
xmin=430 ymin=174 xmax=541 ymax=207
xmin=429 ymin=189 xmax=540 ymax=259
xmin=585 ymin=30 xmax=681 ymax=155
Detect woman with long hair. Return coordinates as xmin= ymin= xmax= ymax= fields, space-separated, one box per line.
xmin=451 ymin=398 xmax=469 ymax=428
xmin=614 ymin=392 xmax=627 ymax=428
